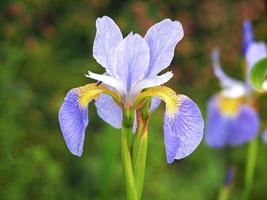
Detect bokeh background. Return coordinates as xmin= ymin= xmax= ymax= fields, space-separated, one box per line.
xmin=0 ymin=0 xmax=266 ymax=199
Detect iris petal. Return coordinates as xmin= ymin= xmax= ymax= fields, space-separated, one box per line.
xmin=150 ymin=97 xmax=161 ymax=112
xmin=205 ymin=97 xmax=231 ymax=147
xmin=93 ymin=16 xmax=123 ymax=76
xmin=243 ymin=20 xmax=254 ymax=55
xmin=113 ymin=33 xmax=150 ymax=101
xmin=227 ymin=105 xmax=259 ymax=145
xmin=59 ymin=89 xmax=89 ymax=156
xmin=144 ymin=19 xmax=184 ymax=77
xmin=212 ymin=48 xmax=244 ymax=90
xmin=95 ymin=94 xmax=122 ymax=129
xmin=58 ymin=84 xmax=104 ymax=156
xmin=164 ymin=95 xmax=204 ymax=163
xmin=205 ymin=96 xmax=259 ymax=148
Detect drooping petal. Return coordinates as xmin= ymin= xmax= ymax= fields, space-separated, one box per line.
xmin=243 ymin=20 xmax=254 ymax=55
xmin=226 ymin=105 xmax=259 ymax=145
xmin=144 ymin=19 xmax=184 ymax=77
xmin=150 ymin=97 xmax=161 ymax=112
xmin=164 ymin=95 xmax=204 ymax=163
xmin=205 ymin=97 xmax=232 ymax=147
xmin=95 ymin=94 xmax=122 ymax=129
xmin=93 ymin=16 xmax=123 ymax=76
xmin=58 ymin=84 xmax=103 ymax=156
xmin=113 ymin=33 xmax=150 ymax=100
xmin=205 ymin=96 xmax=259 ymax=148
xmin=212 ymin=48 xmax=244 ymax=90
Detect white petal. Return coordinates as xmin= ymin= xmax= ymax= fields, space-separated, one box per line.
xmin=86 ymin=71 xmax=126 ymax=96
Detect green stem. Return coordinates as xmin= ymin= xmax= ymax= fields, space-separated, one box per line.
xmin=134 ymin=127 xmax=148 ymax=200
xmin=121 ymin=126 xmax=137 ymax=200
xmin=218 ymin=186 xmax=230 ymax=200
xmin=242 ymin=138 xmax=258 ymax=200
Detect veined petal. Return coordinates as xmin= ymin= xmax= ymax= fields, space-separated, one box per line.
xmin=86 ymin=71 xmax=126 ymax=97
xmin=131 ymin=71 xmax=173 ymax=98
xmin=95 ymin=94 xmax=122 ymax=129
xmin=134 ymin=86 xmax=179 ymax=117
xmin=58 ymin=84 xmax=103 ymax=156
xmin=243 ymin=20 xmax=254 ymax=55
xmin=93 ymin=16 xmax=123 ymax=75
xmin=164 ymin=95 xmax=204 ymax=163
xmin=212 ymin=48 xmax=244 ymax=90
xmin=113 ymin=33 xmax=150 ymax=97
xmin=144 ymin=19 xmax=184 ymax=77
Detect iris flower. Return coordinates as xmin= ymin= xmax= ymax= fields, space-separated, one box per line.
xmin=58 ymin=16 xmax=204 ymax=163
xmin=206 ymin=20 xmax=267 ymax=148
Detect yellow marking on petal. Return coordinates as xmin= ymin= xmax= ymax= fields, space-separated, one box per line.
xmin=134 ymin=86 xmax=179 ymax=118
xmin=77 ymin=84 xmax=121 ymax=108
xmin=217 ymin=95 xmax=244 ymax=117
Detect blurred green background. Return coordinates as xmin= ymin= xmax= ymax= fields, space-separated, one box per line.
xmin=0 ymin=0 xmax=266 ymax=199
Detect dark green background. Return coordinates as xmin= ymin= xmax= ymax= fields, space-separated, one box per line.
xmin=0 ymin=0 xmax=266 ymax=199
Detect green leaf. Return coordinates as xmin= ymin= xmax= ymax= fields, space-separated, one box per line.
xmin=249 ymin=57 xmax=267 ymax=92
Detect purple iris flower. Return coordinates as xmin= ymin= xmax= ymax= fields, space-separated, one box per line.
xmin=58 ymin=16 xmax=204 ymax=163
xmin=206 ymin=21 xmax=267 ymax=148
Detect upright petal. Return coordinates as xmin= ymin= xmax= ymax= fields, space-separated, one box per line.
xmin=95 ymin=94 xmax=122 ymax=129
xmin=58 ymin=84 xmax=103 ymax=156
xmin=93 ymin=16 xmax=123 ymax=75
xmin=245 ymin=42 xmax=267 ymax=70
xmin=144 ymin=19 xmax=184 ymax=77
xmin=212 ymin=48 xmax=244 ymax=89
xmin=164 ymin=95 xmax=204 ymax=162
xmin=243 ymin=20 xmax=254 ymax=55
xmin=113 ymin=33 xmax=150 ymax=100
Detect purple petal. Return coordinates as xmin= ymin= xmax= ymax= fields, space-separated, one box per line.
xmin=164 ymin=95 xmax=204 ymax=163
xmin=150 ymin=97 xmax=161 ymax=112
xmin=58 ymin=89 xmax=89 ymax=156
xmin=243 ymin=20 xmax=254 ymax=55
xmin=144 ymin=19 xmax=184 ymax=77
xmin=205 ymin=96 xmax=259 ymax=148
xmin=227 ymin=105 xmax=259 ymax=145
xmin=114 ymin=33 xmax=150 ymax=98
xmin=205 ymin=97 xmax=229 ymax=147
xmin=95 ymin=94 xmax=122 ymax=129
xmin=263 ymin=129 xmax=267 ymax=143
xmin=245 ymin=42 xmax=267 ymax=71
xmin=93 ymin=16 xmax=123 ymax=76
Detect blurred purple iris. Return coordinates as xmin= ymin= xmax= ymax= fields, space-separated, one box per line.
xmin=206 ymin=20 xmax=267 ymax=148
xmin=58 ymin=16 xmax=204 ymax=163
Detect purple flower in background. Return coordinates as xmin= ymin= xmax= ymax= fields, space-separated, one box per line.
xmin=263 ymin=129 xmax=267 ymax=143
xmin=205 ymin=49 xmax=259 ymax=147
xmin=58 ymin=16 xmax=204 ymax=163
xmin=205 ymin=20 xmax=267 ymax=148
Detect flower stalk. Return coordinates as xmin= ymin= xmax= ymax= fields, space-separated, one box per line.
xmin=242 ymin=137 xmax=258 ymax=200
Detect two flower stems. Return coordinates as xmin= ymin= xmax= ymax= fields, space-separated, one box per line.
xmin=121 ymin=100 xmax=151 ymax=200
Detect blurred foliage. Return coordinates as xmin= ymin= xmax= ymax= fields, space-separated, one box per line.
xmin=0 ymin=0 xmax=266 ymax=199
